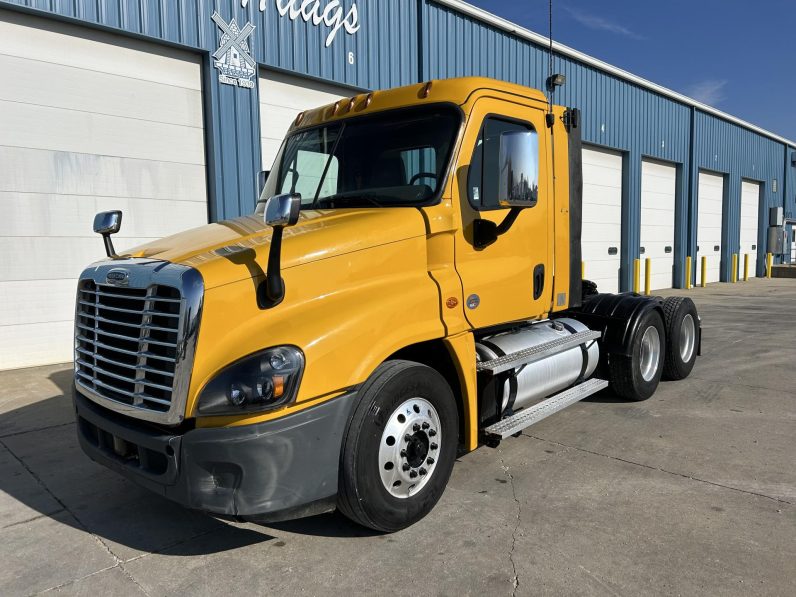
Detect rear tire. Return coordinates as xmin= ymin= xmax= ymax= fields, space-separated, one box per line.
xmin=609 ymin=309 xmax=665 ymax=401
xmin=661 ymin=297 xmax=699 ymax=380
xmin=337 ymin=360 xmax=458 ymax=532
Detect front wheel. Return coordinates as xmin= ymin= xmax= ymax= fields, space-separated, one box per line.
xmin=337 ymin=360 xmax=458 ymax=532
xmin=608 ymin=309 xmax=665 ymax=401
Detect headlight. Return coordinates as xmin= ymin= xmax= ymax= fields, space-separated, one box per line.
xmin=197 ymin=346 xmax=304 ymax=415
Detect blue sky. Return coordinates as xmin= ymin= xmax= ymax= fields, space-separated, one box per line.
xmin=467 ymin=0 xmax=796 ymax=141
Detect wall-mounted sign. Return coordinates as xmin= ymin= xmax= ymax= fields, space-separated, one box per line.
xmin=241 ymin=0 xmax=360 ymax=47
xmin=212 ymin=12 xmax=257 ymax=89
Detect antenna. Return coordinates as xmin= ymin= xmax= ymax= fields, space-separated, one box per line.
xmin=545 ymin=0 xmax=565 ymax=127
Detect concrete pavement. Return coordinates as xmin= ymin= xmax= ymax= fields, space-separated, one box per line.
xmin=1 ymin=278 xmax=794 ymax=596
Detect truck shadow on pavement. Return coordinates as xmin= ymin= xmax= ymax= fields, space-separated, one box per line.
xmin=0 ymin=368 xmax=374 ymax=558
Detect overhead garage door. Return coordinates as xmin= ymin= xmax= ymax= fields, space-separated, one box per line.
xmin=259 ymin=69 xmax=357 ymax=170
xmin=581 ymin=146 xmax=623 ymax=293
xmin=0 ymin=10 xmax=207 ymax=370
xmin=697 ymin=171 xmax=724 ymax=284
xmin=740 ymin=180 xmax=761 ymax=277
xmin=640 ymin=159 xmax=677 ymax=291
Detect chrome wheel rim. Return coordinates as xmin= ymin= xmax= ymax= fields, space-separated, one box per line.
xmin=679 ymin=314 xmax=696 ymax=362
xmin=639 ymin=325 xmax=661 ymax=382
xmin=378 ymin=397 xmax=441 ymax=499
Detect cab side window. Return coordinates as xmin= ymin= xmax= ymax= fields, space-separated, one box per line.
xmin=468 ymin=117 xmax=539 ymax=211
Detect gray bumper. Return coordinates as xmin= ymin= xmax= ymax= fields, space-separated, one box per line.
xmin=74 ymin=386 xmax=357 ymax=521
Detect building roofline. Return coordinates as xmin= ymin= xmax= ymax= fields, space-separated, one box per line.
xmin=436 ymin=0 xmax=796 ymax=148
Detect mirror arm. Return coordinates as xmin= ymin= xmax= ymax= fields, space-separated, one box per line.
xmin=473 ymin=207 xmax=524 ymax=250
xmin=102 ymin=234 xmax=118 ymax=259
xmin=260 ymin=226 xmax=286 ymax=308
xmin=495 ymin=207 xmax=523 ymax=236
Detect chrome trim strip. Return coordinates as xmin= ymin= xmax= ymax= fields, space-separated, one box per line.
xmin=73 ymin=258 xmax=204 ymax=425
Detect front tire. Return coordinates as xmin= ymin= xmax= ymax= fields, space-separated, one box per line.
xmin=609 ymin=309 xmax=665 ymax=401
xmin=337 ymin=360 xmax=458 ymax=532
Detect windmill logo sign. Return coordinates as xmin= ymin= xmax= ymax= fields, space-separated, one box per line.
xmin=212 ymin=12 xmax=257 ymax=89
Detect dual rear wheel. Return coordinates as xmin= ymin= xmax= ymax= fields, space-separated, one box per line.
xmin=609 ymin=296 xmax=699 ymax=400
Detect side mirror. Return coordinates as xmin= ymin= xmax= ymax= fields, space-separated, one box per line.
xmin=260 ymin=193 xmax=301 ymax=309
xmin=263 ymin=193 xmax=301 ymax=228
xmin=497 ymin=130 xmax=539 ymax=208
xmin=93 ymin=210 xmax=122 ymax=258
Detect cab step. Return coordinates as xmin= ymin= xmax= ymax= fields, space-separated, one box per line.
xmin=476 ymin=329 xmax=601 ymax=375
xmin=482 ymin=377 xmax=609 ymax=440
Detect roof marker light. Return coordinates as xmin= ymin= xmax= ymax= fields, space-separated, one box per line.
xmin=421 ymin=81 xmax=433 ymax=98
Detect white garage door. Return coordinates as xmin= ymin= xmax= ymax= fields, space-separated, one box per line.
xmin=740 ymin=180 xmax=761 ymax=277
xmin=640 ymin=159 xmax=676 ymax=291
xmin=0 ymin=11 xmax=207 ymax=370
xmin=697 ymin=171 xmax=724 ymax=284
xmin=581 ymin=146 xmax=623 ymax=293
xmin=259 ymin=69 xmax=357 ymax=170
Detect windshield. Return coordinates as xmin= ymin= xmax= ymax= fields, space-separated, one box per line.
xmin=256 ymin=104 xmax=461 ymax=212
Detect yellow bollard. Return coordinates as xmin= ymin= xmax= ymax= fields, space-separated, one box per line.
xmin=743 ymin=253 xmax=749 ymax=281
xmin=731 ymin=253 xmax=738 ymax=283
xmin=766 ymin=253 xmax=773 ymax=278
xmin=633 ymin=258 xmax=640 ymax=293
xmin=581 ymin=260 xmax=585 ymax=280
xmin=685 ymin=256 xmax=692 ymax=290
xmin=644 ymin=257 xmax=651 ymax=296
xmin=700 ymin=256 xmax=707 ymax=288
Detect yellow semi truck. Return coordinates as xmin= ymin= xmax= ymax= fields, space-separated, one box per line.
xmin=73 ymin=77 xmax=700 ymax=531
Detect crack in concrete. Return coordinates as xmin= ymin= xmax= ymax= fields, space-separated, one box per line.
xmin=0 ymin=421 xmax=74 ymax=440
xmin=2 ymin=510 xmax=65 ymax=530
xmin=522 ymin=433 xmax=794 ymax=506
xmin=498 ymin=450 xmax=521 ymax=596
xmin=0 ymin=437 xmax=152 ymax=596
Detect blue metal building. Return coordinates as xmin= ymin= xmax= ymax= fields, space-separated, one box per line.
xmin=1 ymin=0 xmax=794 ymax=368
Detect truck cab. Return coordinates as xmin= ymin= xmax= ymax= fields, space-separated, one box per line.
xmin=73 ymin=77 xmax=700 ymax=532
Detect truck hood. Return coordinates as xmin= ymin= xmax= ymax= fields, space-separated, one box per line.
xmin=124 ymin=208 xmax=428 ymax=290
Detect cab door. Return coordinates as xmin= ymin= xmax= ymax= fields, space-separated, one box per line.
xmin=453 ymin=97 xmax=553 ymax=328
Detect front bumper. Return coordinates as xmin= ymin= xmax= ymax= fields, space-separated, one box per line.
xmin=74 ymin=385 xmax=358 ymax=521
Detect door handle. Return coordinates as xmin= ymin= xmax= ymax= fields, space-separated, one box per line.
xmin=533 ymin=264 xmax=545 ymax=300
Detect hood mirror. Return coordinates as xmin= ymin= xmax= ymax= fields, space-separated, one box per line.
xmin=260 ymin=193 xmax=301 ymax=309
xmin=93 ymin=210 xmax=122 ymax=258
xmin=264 ymin=193 xmax=301 ymax=228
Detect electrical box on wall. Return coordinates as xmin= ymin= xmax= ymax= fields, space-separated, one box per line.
xmin=770 ymin=207 xmax=784 ymax=227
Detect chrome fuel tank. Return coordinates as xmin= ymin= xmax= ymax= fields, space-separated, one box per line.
xmin=476 ymin=318 xmax=599 ymax=413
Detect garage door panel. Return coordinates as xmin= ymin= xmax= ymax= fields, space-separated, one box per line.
xmin=740 ymin=181 xmax=760 ymax=255
xmin=581 ymin=184 xmax=622 ymax=207
xmin=697 ymin=172 xmax=724 ymax=283
xmin=581 ymin=165 xmax=622 ymax=189
xmin=641 ymin=159 xmax=676 ymax=291
xmin=0 ymin=192 xmax=207 ymax=238
xmin=582 ymin=200 xmax=620 ymax=222
xmin=0 ymin=12 xmax=201 ymax=90
xmin=0 ymin=12 xmax=207 ymax=370
xmin=582 ymin=146 xmax=622 ymax=293
xmin=0 ymin=148 xmax=206 ymax=200
xmin=0 ymin=279 xmax=76 ymax=327
xmin=0 ymin=101 xmax=205 ymax=164
xmin=0 ymin=237 xmax=159 ymax=282
xmin=0 ymin=321 xmax=74 ymax=371
xmin=0 ymin=54 xmax=202 ymax=128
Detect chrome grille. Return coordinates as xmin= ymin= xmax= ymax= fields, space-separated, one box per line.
xmin=75 ymin=281 xmax=183 ymax=412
